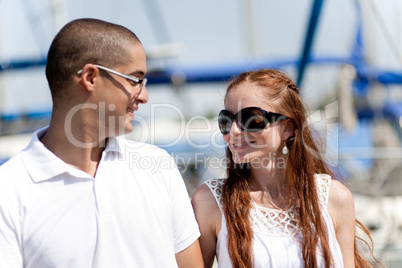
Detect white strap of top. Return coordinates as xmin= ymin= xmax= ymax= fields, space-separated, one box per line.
xmin=204 ymin=178 xmax=226 ymax=214
xmin=314 ymin=174 xmax=332 ymax=208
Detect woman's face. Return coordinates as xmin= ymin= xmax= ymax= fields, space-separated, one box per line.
xmin=223 ymin=81 xmax=289 ymax=165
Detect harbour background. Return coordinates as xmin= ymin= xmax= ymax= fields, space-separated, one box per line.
xmin=1 ymin=0 xmax=402 ymax=266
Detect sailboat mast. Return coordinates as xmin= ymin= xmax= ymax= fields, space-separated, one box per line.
xmin=242 ymin=0 xmax=258 ymax=57
xmin=50 ymin=0 xmax=68 ymax=33
xmin=0 ymin=4 xmax=5 ymax=123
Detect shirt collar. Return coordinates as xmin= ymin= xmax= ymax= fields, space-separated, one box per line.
xmin=21 ymin=126 xmax=123 ymax=183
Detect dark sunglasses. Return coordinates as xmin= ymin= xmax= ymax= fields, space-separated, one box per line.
xmin=218 ymin=107 xmax=288 ymax=135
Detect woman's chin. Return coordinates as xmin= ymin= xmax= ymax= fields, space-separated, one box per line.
xmin=232 ymin=153 xmax=250 ymax=164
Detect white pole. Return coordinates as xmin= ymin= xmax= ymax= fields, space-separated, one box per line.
xmin=358 ymin=0 xmax=376 ymax=65
xmin=50 ymin=0 xmax=68 ymax=33
xmin=395 ymin=0 xmax=402 ymax=69
xmin=0 ymin=0 xmax=5 ymax=118
xmin=241 ymin=0 xmax=258 ymax=57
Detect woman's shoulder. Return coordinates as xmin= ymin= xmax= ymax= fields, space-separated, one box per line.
xmin=192 ymin=183 xmax=215 ymax=202
xmin=193 ymin=178 xmax=226 ymax=196
xmin=314 ymin=174 xmax=352 ymax=197
xmin=191 ymin=181 xmax=223 ymax=235
xmin=328 ymin=179 xmax=354 ymax=209
xmin=327 ymin=178 xmax=355 ymax=231
xmin=192 ymin=178 xmax=226 ymax=214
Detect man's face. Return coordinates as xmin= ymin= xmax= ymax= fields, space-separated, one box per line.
xmin=99 ymin=44 xmax=148 ymax=137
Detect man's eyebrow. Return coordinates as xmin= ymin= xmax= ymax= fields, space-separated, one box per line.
xmin=129 ymin=71 xmax=145 ymax=77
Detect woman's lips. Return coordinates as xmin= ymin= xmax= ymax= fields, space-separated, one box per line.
xmin=231 ymin=141 xmax=255 ymax=150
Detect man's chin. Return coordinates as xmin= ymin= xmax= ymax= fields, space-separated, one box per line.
xmin=121 ymin=127 xmax=133 ymax=136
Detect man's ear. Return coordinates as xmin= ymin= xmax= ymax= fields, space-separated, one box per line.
xmin=78 ymin=64 xmax=99 ymax=92
xmin=282 ymin=118 xmax=295 ymax=141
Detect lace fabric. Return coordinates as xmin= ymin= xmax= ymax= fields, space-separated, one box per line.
xmin=250 ymin=204 xmax=300 ymax=236
xmin=204 ymin=174 xmax=332 ymax=237
xmin=204 ymin=178 xmax=225 ymax=213
xmin=316 ymin=174 xmax=331 ymax=208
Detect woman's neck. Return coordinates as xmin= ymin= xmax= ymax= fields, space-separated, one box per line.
xmin=248 ymin=164 xmax=289 ymax=210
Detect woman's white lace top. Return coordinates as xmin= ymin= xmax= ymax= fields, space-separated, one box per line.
xmin=205 ymin=174 xmax=344 ymax=268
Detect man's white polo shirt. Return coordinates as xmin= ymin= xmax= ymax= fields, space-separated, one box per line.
xmin=0 ymin=127 xmax=200 ymax=268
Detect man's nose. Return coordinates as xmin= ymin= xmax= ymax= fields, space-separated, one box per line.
xmin=135 ymin=86 xmax=148 ymax=104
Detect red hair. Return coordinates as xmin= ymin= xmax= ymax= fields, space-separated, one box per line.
xmin=221 ymin=69 xmax=378 ymax=268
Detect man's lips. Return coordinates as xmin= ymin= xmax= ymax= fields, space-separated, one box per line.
xmin=127 ymin=107 xmax=137 ymax=119
xmin=127 ymin=107 xmax=137 ymax=113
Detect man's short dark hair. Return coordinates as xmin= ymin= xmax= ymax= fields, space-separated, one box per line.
xmin=45 ymin=18 xmax=141 ymax=104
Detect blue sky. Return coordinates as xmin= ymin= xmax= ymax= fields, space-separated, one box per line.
xmin=0 ymin=0 xmax=401 ymax=116
xmin=1 ymin=0 xmax=358 ymax=63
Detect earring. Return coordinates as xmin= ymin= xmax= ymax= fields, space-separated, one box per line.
xmin=282 ymin=143 xmax=289 ymax=155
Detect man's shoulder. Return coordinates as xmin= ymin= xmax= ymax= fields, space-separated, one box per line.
xmin=0 ymin=153 xmax=29 ymax=197
xmin=0 ymin=153 xmax=25 ymax=177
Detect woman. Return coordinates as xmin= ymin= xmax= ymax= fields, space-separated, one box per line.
xmin=192 ymin=69 xmax=377 ymax=268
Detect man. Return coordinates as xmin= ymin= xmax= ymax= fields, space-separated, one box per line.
xmin=0 ymin=18 xmax=203 ymax=267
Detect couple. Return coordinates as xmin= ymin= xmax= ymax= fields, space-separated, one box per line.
xmin=0 ymin=19 xmax=377 ymax=268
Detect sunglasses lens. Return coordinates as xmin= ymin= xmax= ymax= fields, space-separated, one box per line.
xmin=238 ymin=108 xmax=268 ymax=132
xmin=218 ymin=110 xmax=232 ymax=135
xmin=218 ymin=107 xmax=285 ymax=134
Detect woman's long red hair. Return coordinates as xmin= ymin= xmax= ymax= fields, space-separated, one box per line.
xmin=221 ymin=69 xmax=378 ymax=268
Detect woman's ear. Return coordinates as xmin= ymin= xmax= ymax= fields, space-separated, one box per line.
xmin=281 ymin=119 xmax=295 ymax=140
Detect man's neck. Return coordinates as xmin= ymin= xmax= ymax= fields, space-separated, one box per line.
xmin=40 ymin=120 xmax=108 ymax=178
